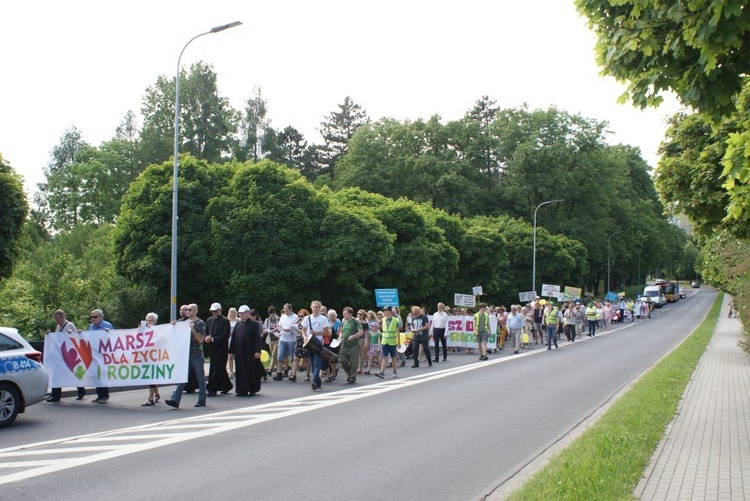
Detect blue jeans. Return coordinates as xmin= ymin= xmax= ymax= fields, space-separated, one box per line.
xmin=170 ymin=353 xmax=206 ymax=405
xmin=588 ymin=320 xmax=597 ymax=337
xmin=308 ymin=351 xmax=322 ymax=386
xmin=278 ymin=340 xmax=295 ymax=365
xmin=546 ymin=325 xmax=557 ymax=348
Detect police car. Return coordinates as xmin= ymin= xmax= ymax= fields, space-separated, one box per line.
xmin=0 ymin=327 xmax=49 ymax=427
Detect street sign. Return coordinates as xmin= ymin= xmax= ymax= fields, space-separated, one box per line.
xmin=519 ymin=291 xmax=536 ymax=302
xmin=541 ymin=283 xmax=560 ymax=297
xmin=453 ymin=293 xmax=476 ymax=308
xmin=374 ymin=289 xmax=399 ymax=307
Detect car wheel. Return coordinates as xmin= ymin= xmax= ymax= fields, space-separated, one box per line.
xmin=0 ymin=383 xmax=21 ymax=428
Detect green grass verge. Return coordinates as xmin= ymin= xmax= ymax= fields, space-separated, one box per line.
xmin=507 ymin=292 xmax=724 ymax=501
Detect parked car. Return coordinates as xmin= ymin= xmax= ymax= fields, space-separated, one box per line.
xmin=0 ymin=327 xmax=49 ymax=427
xmin=678 ymin=286 xmax=686 ymax=299
xmin=691 ymin=281 xmax=700 ymax=288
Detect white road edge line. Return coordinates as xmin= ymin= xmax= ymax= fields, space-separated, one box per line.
xmin=0 ymin=321 xmax=637 ymax=486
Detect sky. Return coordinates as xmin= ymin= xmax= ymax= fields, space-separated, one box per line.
xmin=1 ymin=0 xmax=682 ymax=200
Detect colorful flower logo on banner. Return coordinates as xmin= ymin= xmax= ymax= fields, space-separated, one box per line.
xmin=60 ymin=337 xmax=93 ymax=380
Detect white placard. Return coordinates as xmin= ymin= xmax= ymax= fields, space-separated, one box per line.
xmin=541 ymin=283 xmax=561 ymax=297
xmin=453 ymin=293 xmax=476 ymax=308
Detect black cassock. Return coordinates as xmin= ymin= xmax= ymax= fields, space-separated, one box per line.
xmin=229 ymin=318 xmax=263 ymax=395
xmin=206 ymin=314 xmax=233 ymax=394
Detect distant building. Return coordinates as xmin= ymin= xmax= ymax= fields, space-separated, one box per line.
xmin=670 ymin=214 xmax=693 ymax=237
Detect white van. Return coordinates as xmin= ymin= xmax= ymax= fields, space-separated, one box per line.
xmin=643 ymin=285 xmax=665 ymax=308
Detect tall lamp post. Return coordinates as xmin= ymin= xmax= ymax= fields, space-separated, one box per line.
xmin=532 ymin=199 xmax=563 ymax=294
xmin=171 ymin=21 xmax=242 ymax=321
xmin=607 ymin=232 xmax=620 ymax=293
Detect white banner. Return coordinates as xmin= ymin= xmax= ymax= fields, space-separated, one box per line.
xmin=519 ymin=290 xmax=536 ymax=302
xmin=44 ymin=323 xmax=190 ymax=387
xmin=426 ymin=315 xmax=498 ymax=348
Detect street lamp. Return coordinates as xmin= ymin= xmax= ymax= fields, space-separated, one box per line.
xmin=532 ymin=199 xmax=563 ymax=294
xmin=607 ymin=232 xmax=620 ymax=293
xmin=170 ymin=21 xmax=242 ymax=321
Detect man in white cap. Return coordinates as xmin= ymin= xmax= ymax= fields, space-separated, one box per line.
xmin=205 ymin=302 xmax=233 ymax=396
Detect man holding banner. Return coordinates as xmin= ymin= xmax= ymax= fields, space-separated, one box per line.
xmin=45 ymin=310 xmax=84 ymax=402
xmin=88 ymin=309 xmax=113 ymax=404
xmin=166 ymin=304 xmax=207 ymax=408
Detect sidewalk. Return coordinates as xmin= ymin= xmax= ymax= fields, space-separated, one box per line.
xmin=635 ymin=294 xmax=750 ymax=500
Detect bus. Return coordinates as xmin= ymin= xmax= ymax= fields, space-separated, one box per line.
xmin=657 ymin=281 xmax=678 ymax=303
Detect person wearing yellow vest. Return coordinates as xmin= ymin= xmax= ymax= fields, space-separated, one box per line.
xmin=545 ymin=302 xmax=559 ymax=350
xmin=585 ymin=302 xmax=598 ymax=337
xmin=374 ymin=307 xmax=402 ymax=379
xmin=474 ymin=303 xmax=490 ymax=361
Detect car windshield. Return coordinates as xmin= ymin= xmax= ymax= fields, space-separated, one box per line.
xmin=0 ymin=333 xmax=24 ymax=351
xmin=644 ymin=290 xmax=659 ymax=297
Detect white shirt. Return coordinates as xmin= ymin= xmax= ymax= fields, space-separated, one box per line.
xmin=304 ymin=313 xmax=330 ymax=342
xmin=432 ymin=311 xmax=448 ymax=329
xmin=278 ymin=313 xmax=299 ymax=342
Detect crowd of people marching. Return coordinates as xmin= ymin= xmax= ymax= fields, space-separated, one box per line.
xmin=45 ymin=296 xmax=653 ymax=407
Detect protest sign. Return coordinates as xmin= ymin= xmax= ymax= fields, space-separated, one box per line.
xmin=44 ymin=322 xmax=190 ymax=387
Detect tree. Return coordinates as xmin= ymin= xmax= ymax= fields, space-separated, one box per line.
xmin=464 ymin=95 xmax=502 ymax=187
xmin=109 ymin=110 xmax=146 ymax=185
xmin=334 ymin=189 xmax=460 ymax=305
xmin=266 ymin=126 xmax=321 ymax=179
xmin=234 ymin=86 xmax=271 ymax=162
xmin=139 ymin=75 xmax=174 ymax=166
xmin=334 ymin=117 xmax=484 ymax=215
xmin=482 ymin=215 xmax=588 ymax=302
xmin=655 ymin=111 xmax=730 ymax=239
xmin=576 ymin=0 xmax=750 ymax=118
xmin=114 ymin=155 xmax=234 ymax=309
xmin=36 ymin=126 xmax=89 ymax=230
xmin=430 ymin=211 xmax=509 ymax=302
xmin=719 ymin=82 xmax=750 ymax=237
xmin=140 ymin=62 xmax=237 ymax=165
xmin=0 ymin=224 xmax=159 ymax=338
xmin=37 ymin=137 xmax=128 ymax=230
xmin=115 ymin=157 xmax=397 ymax=309
xmin=0 ymin=153 xmax=29 ymax=279
xmin=318 ymin=96 xmax=369 ymax=178
xmin=578 ymin=1 xmax=750 ymax=236
xmin=180 ymin=62 xmax=237 ymax=162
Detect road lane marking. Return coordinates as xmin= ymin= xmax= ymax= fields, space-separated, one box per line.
xmin=0 ymin=320 xmax=640 ymax=486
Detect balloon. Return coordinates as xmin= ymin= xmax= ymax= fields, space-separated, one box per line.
xmin=540 ymin=299 xmax=547 ymax=306
xmin=522 ymin=333 xmax=530 ymax=344
xmin=261 ymin=350 xmax=270 ymax=367
xmin=399 ymin=333 xmax=406 ymax=344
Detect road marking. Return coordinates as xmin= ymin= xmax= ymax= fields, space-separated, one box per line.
xmin=0 ymin=320 xmax=640 ymax=486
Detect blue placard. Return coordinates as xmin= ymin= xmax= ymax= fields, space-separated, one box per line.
xmin=605 ymin=291 xmax=619 ymax=302
xmin=374 ymin=289 xmax=399 ymax=307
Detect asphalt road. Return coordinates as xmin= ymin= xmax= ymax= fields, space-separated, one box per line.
xmin=1 ymin=289 xmax=714 ymax=501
